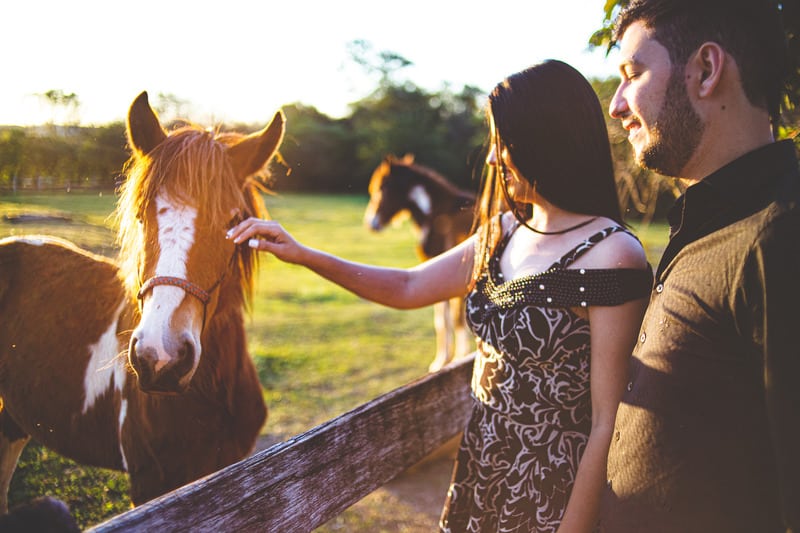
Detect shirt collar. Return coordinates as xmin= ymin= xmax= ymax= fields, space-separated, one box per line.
xmin=667 ymin=140 xmax=798 ymax=237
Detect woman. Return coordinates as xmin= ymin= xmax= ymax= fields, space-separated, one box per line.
xmin=228 ymin=60 xmax=652 ymax=532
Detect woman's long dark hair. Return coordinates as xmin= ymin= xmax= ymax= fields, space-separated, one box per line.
xmin=471 ymin=60 xmax=623 ymax=285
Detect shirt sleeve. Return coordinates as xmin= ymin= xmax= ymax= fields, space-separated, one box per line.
xmin=750 ymin=212 xmax=800 ymax=530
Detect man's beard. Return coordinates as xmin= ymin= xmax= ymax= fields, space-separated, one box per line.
xmin=638 ymin=69 xmax=705 ymax=177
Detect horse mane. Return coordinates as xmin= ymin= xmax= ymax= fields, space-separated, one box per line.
xmin=114 ymin=125 xmax=269 ymax=306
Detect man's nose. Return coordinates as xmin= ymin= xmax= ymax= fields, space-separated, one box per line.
xmin=609 ymin=83 xmax=628 ymax=119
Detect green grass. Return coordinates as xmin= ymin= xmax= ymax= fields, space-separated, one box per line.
xmin=249 ymin=194 xmax=435 ymax=438
xmin=0 ymin=191 xmax=669 ymax=529
xmin=0 ymin=192 xmax=118 ymax=255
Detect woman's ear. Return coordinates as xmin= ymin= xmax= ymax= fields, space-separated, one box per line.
xmin=689 ymin=42 xmax=726 ymax=99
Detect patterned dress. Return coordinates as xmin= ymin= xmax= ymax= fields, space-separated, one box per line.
xmin=439 ymin=223 xmax=652 ymax=533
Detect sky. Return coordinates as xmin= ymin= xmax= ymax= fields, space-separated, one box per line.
xmin=0 ymin=0 xmax=621 ymax=127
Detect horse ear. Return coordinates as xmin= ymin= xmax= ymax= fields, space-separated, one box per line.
xmin=127 ymin=92 xmax=167 ymax=156
xmin=227 ymin=110 xmax=286 ymax=179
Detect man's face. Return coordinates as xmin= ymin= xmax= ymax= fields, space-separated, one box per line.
xmin=609 ymin=20 xmax=704 ymax=177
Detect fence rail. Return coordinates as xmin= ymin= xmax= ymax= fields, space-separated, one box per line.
xmin=88 ymin=354 xmax=475 ymax=532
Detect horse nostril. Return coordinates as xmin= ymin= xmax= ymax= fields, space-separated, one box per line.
xmin=178 ymin=339 xmax=194 ymax=366
xmin=129 ymin=342 xmax=157 ymax=389
xmin=173 ymin=337 xmax=196 ymax=380
xmin=128 ymin=337 xmax=142 ymax=374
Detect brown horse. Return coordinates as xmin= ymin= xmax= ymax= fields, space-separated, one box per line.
xmin=363 ymin=154 xmax=476 ymax=371
xmin=0 ymin=92 xmax=284 ymax=512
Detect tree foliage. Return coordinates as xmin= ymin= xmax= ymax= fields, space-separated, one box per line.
xmin=0 ymin=123 xmax=127 ymax=192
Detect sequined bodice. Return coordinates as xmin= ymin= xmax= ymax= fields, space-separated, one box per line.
xmin=465 ymin=224 xmax=652 ymax=423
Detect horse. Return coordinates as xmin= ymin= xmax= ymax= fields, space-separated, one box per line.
xmin=0 ymin=91 xmax=285 ymax=512
xmin=363 ymin=154 xmax=476 ymax=372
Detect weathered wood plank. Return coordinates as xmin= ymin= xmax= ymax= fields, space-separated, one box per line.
xmin=89 ymin=353 xmax=475 ymax=532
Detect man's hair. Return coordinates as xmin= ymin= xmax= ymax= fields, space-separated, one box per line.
xmin=613 ymin=0 xmax=789 ymax=124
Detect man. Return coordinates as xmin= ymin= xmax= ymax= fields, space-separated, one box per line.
xmin=599 ymin=0 xmax=799 ymax=532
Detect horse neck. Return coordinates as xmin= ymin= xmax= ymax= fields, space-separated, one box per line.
xmin=408 ymin=176 xmax=473 ymax=227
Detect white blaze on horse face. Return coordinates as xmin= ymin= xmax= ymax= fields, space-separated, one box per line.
xmin=408 ymin=185 xmax=432 ymax=217
xmin=82 ymin=301 xmax=128 ymax=414
xmin=136 ymin=194 xmax=200 ymax=372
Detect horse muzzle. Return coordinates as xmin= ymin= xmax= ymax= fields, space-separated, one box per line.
xmin=128 ymin=333 xmax=198 ymax=394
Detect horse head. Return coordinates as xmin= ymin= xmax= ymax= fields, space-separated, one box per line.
xmin=363 ymin=153 xmax=421 ymax=231
xmin=120 ymin=91 xmax=284 ymax=394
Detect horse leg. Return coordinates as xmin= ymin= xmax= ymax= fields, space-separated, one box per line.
xmin=451 ymin=296 xmax=474 ymax=360
xmin=429 ymin=300 xmax=454 ymax=372
xmin=0 ymin=410 xmax=30 ymax=514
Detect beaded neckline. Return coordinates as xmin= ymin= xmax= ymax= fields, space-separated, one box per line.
xmin=488 ymin=222 xmax=628 ymax=288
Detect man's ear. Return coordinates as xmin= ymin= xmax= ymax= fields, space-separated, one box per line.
xmin=689 ymin=42 xmax=726 ymax=99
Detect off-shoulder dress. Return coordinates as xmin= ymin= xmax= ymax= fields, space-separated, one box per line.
xmin=439 ymin=223 xmax=652 ymax=533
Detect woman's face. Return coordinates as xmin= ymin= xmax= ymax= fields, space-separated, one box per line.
xmin=486 ymin=143 xmax=535 ymax=204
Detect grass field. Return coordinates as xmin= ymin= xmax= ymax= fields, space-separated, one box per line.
xmin=0 ymin=191 xmax=669 ymax=529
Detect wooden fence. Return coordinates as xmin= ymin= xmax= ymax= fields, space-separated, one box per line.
xmin=88 ymin=354 xmax=475 ymax=532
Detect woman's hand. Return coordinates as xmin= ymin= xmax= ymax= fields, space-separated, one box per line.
xmin=226 ymin=217 xmax=305 ymax=264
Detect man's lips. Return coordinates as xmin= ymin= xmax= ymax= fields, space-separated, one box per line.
xmin=622 ymin=119 xmax=641 ymax=141
xmin=622 ymin=118 xmax=640 ymax=132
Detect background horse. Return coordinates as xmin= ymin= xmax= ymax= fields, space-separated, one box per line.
xmin=0 ymin=92 xmax=284 ymax=512
xmin=363 ymin=154 xmax=476 ymax=371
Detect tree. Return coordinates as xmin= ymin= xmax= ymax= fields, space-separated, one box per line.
xmin=271 ymin=104 xmax=358 ymax=192
xmin=346 ymin=39 xmax=414 ymax=90
xmin=154 ymin=93 xmax=192 ymax=125
xmin=0 ymin=128 xmax=25 ymax=192
xmin=343 ymin=41 xmax=485 ymax=193
xmin=36 ymin=89 xmax=81 ymax=127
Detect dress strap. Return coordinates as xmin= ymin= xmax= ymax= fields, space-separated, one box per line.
xmin=551 ymin=226 xmax=631 ymax=269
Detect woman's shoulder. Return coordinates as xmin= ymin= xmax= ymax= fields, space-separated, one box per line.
xmin=582 ymin=218 xmax=649 ymax=271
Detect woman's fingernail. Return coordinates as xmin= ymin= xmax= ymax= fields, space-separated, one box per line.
xmin=225 ymin=229 xmax=233 ymax=239
xmin=248 ymin=238 xmax=260 ymax=248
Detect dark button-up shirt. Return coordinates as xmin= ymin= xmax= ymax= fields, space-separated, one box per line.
xmin=599 ymin=140 xmax=800 ymax=532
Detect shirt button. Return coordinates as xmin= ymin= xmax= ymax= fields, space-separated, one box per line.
xmin=607 ymin=479 xmax=613 ymax=489
xmin=615 ymin=430 xmax=621 ymax=442
xmin=639 ymin=332 xmax=646 ymax=344
xmin=627 ymin=382 xmax=633 ymax=391
xmin=655 ymin=283 xmax=664 ymax=293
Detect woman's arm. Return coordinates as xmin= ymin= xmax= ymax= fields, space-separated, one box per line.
xmin=227 ymin=217 xmax=475 ymax=309
xmin=557 ymin=297 xmax=648 ymax=533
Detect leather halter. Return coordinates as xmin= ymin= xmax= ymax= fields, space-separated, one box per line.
xmin=136 ymin=247 xmax=239 ymax=330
